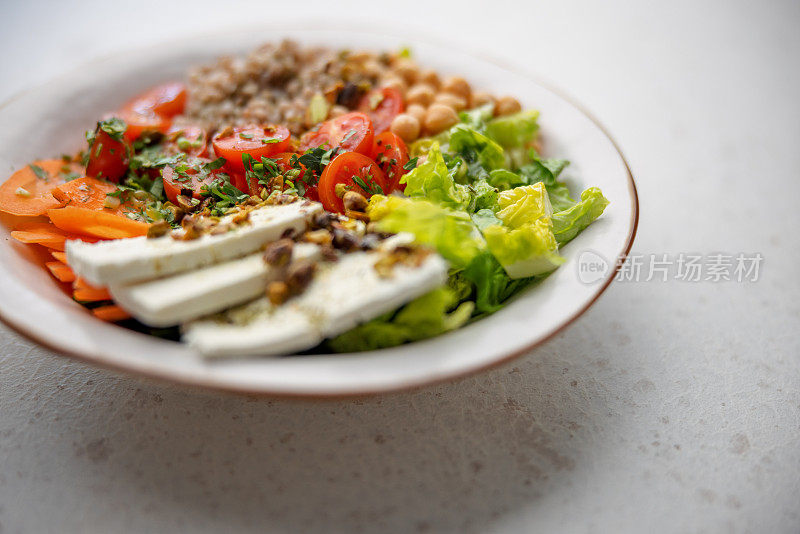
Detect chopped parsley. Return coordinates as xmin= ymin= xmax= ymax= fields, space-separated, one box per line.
xmin=403 ymin=157 xmax=419 ymax=171
xmin=28 ymin=164 xmax=49 ymax=182
xmin=352 ymin=174 xmax=384 ymax=196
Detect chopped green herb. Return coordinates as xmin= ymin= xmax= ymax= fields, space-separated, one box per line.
xmin=403 ymin=157 xmax=419 ymax=171
xmin=28 ymin=164 xmax=49 ymax=182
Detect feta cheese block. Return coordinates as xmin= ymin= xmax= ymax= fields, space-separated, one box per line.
xmin=108 ymin=243 xmax=320 ymax=327
xmin=65 ymin=201 xmax=322 ymax=286
xmin=184 ymin=248 xmax=449 ymax=358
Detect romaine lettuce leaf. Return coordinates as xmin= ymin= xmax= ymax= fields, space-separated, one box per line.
xmin=458 ymin=104 xmax=494 ymax=131
xmin=552 ymin=187 xmax=609 ymax=245
xmin=367 ymin=195 xmax=482 ymax=269
xmin=518 ymin=156 xmax=575 ymax=211
xmin=328 ymin=287 xmax=474 ymax=352
xmin=487 ymin=169 xmax=524 ymax=191
xmin=485 ymin=110 xmax=540 ymax=149
xmin=483 ymin=219 xmax=564 ymax=279
xmin=495 ymin=183 xmax=553 ymax=228
xmin=448 ymin=124 xmax=505 ymax=171
xmin=471 ymin=208 xmax=502 ymax=231
xmin=401 ymin=142 xmax=471 ymax=210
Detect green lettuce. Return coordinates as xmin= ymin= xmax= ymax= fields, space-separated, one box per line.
xmin=328 ymin=287 xmax=474 ymax=352
xmin=483 ymin=219 xmax=564 ymax=279
xmin=485 ymin=110 xmax=540 ymax=149
xmin=448 ymin=124 xmax=505 ymax=171
xmin=495 ymin=183 xmax=553 ymax=228
xmin=518 ymin=156 xmax=574 ymax=211
xmin=367 ymin=195 xmax=482 ymax=269
xmin=552 ymin=187 xmax=609 ymax=245
xmin=401 ymin=142 xmax=471 ymax=210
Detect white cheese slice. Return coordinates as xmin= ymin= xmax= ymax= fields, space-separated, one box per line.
xmin=65 ymin=201 xmax=322 ymax=286
xmin=184 ymin=249 xmax=448 ymax=358
xmin=108 ymin=243 xmax=320 ymax=327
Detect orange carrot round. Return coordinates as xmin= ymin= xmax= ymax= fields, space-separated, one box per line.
xmin=47 ymin=206 xmax=149 ymax=239
xmin=0 ymin=160 xmax=83 ymax=216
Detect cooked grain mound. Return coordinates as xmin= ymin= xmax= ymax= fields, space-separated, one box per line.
xmin=178 ymin=40 xmax=386 ymax=136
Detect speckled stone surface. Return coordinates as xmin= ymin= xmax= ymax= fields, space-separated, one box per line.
xmin=1 ymin=1 xmax=799 ymax=532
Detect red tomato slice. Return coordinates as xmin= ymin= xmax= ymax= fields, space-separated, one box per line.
xmin=318 ymin=152 xmax=387 ymax=214
xmin=212 ymin=125 xmax=291 ymax=171
xmin=117 ymin=82 xmax=187 ymax=142
xmin=299 ymin=112 xmax=374 ymax=155
xmin=86 ymin=127 xmax=130 ymax=183
xmin=358 ymin=87 xmax=404 ymax=134
xmin=370 ymin=131 xmax=410 ymax=192
xmin=166 ymin=124 xmax=208 ymax=157
xmin=162 ymin=162 xmax=221 ymax=204
xmin=118 ymin=107 xmax=170 ymax=142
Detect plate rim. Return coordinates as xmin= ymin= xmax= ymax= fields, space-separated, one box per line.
xmin=0 ymin=27 xmax=639 ymax=398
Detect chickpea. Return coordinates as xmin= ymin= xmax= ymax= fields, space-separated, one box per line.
xmin=433 ymin=92 xmax=467 ymax=111
xmin=424 ymin=104 xmax=459 ymax=135
xmin=406 ymin=103 xmax=426 ymax=124
xmin=405 ymin=83 xmax=436 ymax=107
xmin=361 ymin=59 xmax=385 ymax=78
xmin=380 ymin=75 xmax=407 ymax=96
xmin=495 ymin=96 xmax=522 ymax=116
xmin=441 ymin=76 xmax=471 ymax=101
xmin=390 ymin=113 xmax=421 ymax=143
xmin=418 ymin=69 xmax=441 ymax=89
xmin=471 ymin=91 xmax=496 ymax=108
xmin=393 ymin=58 xmax=420 ymax=85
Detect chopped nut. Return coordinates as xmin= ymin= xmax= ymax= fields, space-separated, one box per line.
xmin=311 ymin=211 xmax=337 ymax=230
xmin=320 ymin=244 xmax=339 ymax=262
xmin=286 ymin=259 xmax=317 ymax=293
xmin=147 ymin=220 xmax=171 ymax=239
xmin=217 ymin=125 xmax=234 ymax=138
xmin=230 ymin=208 xmax=251 ymax=225
xmin=175 ymin=194 xmax=198 ymax=212
xmin=303 ymin=228 xmax=333 ymax=246
xmin=267 ymin=281 xmax=290 ymax=305
xmin=334 ymin=183 xmax=350 ymax=199
xmin=344 ymin=209 xmax=370 ymax=222
xmin=263 ymin=238 xmax=294 ymax=267
xmin=332 ymin=228 xmax=359 ymax=251
xmin=209 ymin=223 xmax=231 ymax=235
xmin=343 ymin=191 xmax=368 ymax=212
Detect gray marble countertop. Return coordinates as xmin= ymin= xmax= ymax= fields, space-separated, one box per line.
xmin=1 ymin=1 xmax=798 ymax=532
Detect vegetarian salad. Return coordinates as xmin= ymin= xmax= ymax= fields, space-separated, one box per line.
xmin=0 ymin=41 xmax=608 ymax=357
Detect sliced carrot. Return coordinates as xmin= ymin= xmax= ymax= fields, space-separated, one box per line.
xmin=92 ymin=304 xmax=131 ymax=322
xmin=45 ymin=261 xmax=76 ymax=283
xmin=51 ymin=251 xmax=68 ymax=263
xmin=73 ymin=277 xmax=112 ymax=302
xmin=11 ymin=223 xmax=78 ymax=251
xmin=47 ymin=206 xmax=149 ymax=239
xmin=51 ymin=176 xmax=118 ymax=211
xmin=74 ymin=286 xmax=112 ymax=302
xmin=0 ymin=160 xmax=83 ymax=216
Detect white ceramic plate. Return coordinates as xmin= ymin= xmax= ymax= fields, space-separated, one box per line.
xmin=0 ymin=28 xmax=637 ymax=396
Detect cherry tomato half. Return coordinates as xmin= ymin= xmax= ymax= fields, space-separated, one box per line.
xmin=212 ymin=125 xmax=292 ymax=171
xmin=166 ymin=124 xmax=208 ymax=157
xmin=86 ymin=127 xmax=130 ymax=183
xmin=299 ymin=112 xmax=374 ymax=155
xmin=318 ymin=152 xmax=387 ymax=214
xmin=118 ymin=82 xmax=187 ymax=142
xmin=370 ymin=131 xmax=410 ymax=193
xmin=358 ymin=87 xmax=404 ymax=134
